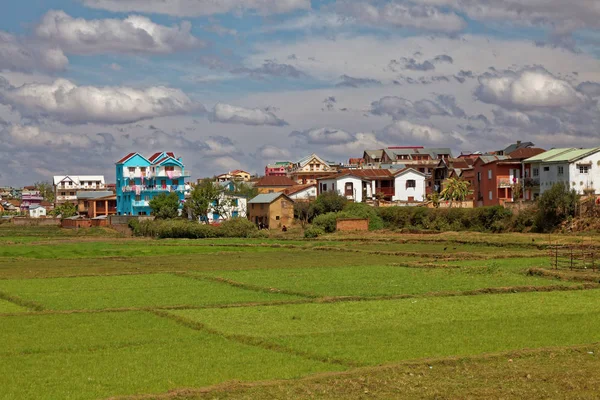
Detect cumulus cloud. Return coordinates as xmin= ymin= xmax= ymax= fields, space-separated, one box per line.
xmin=255 ymin=145 xmax=291 ymax=161
xmin=0 ymin=31 xmax=68 ymax=72
xmin=290 ymin=127 xmax=354 ymax=145
xmin=336 ymin=75 xmax=381 ymax=88
xmin=232 ymin=61 xmax=306 ymax=79
xmin=371 ymin=94 xmax=466 ymax=119
xmin=381 ymin=120 xmax=462 ymax=145
xmin=577 ymin=81 xmax=600 ymax=97
xmin=327 ymin=132 xmax=388 ymax=156
xmin=210 ymin=103 xmax=288 ymax=126
xmin=475 ymin=68 xmax=585 ymax=109
xmin=1 ymin=124 xmax=95 ymax=149
xmin=81 ymin=0 xmax=310 ymax=17
xmin=200 ymin=136 xmax=242 ymax=157
xmin=334 ymin=0 xmax=467 ymax=33
xmin=36 ymin=10 xmax=202 ymax=55
xmin=0 ymin=79 xmax=202 ymax=124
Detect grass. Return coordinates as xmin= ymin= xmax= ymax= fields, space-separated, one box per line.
xmin=0 ymin=298 xmax=28 ymax=313
xmin=197 ymin=264 xmax=575 ymax=298
xmin=0 ymin=312 xmax=342 ymax=400
xmin=171 ymin=290 xmax=600 ymax=366
xmin=0 ymin=274 xmax=303 ymax=310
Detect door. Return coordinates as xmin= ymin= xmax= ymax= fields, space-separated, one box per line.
xmin=345 ymin=182 xmax=354 ymax=197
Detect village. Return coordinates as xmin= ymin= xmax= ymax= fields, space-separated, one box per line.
xmin=2 ymin=142 xmax=599 ymax=230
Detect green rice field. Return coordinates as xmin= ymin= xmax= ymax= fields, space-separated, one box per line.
xmin=1 ymin=225 xmax=599 ymax=399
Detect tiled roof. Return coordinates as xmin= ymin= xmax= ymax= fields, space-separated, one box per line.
xmin=319 ymin=169 xmax=393 ymax=180
xmin=248 ymin=192 xmax=291 ymax=204
xmin=148 ymin=152 xmax=162 ymax=162
xmin=116 ymin=152 xmax=136 ymax=164
xmin=167 ymin=152 xmax=175 ymax=158
xmin=255 ymin=176 xmax=297 ymax=187
xmin=508 ymin=147 xmax=546 ymax=160
xmin=285 ymin=184 xmax=316 ymax=196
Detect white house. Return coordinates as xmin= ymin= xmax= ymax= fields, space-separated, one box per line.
xmin=393 ymin=169 xmax=427 ymax=202
xmin=206 ymin=194 xmax=247 ymax=224
xmin=525 ymin=148 xmax=600 ymax=195
xmin=285 ymin=184 xmax=317 ymax=201
xmin=29 ymin=205 xmax=47 ymax=218
xmin=54 ymin=175 xmax=106 ymax=205
xmin=317 ymin=172 xmax=373 ymax=203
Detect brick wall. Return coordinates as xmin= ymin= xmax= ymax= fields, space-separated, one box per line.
xmin=336 ymin=218 xmax=369 ymax=231
xmin=61 ymin=219 xmax=92 ymax=229
xmin=12 ymin=218 xmax=61 ymax=226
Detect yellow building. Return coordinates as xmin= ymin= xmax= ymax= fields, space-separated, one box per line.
xmin=247 ymin=193 xmax=294 ymax=229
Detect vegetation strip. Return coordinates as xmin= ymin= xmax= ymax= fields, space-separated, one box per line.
xmin=529 ymin=267 xmax=600 ymax=283
xmin=151 ymin=310 xmax=360 ymax=368
xmin=0 ymin=290 xmax=44 ymax=311
xmin=108 ymin=343 xmax=600 ymax=400
xmin=177 ymin=273 xmax=318 ymax=299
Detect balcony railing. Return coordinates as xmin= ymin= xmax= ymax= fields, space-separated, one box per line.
xmin=56 ymin=195 xmax=77 ymax=201
xmin=375 ymin=187 xmax=395 ymax=196
xmin=498 ymin=178 xmax=519 ymax=188
xmin=126 ymin=171 xmax=190 ymax=180
xmin=132 ymin=201 xmax=149 ymax=207
xmin=523 ymin=177 xmax=540 ymax=187
xmin=122 ymin=185 xmax=187 ymax=193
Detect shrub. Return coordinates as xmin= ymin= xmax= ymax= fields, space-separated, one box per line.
xmin=339 ymin=203 xmax=384 ymax=231
xmin=248 ymin=230 xmax=270 ymax=239
xmin=534 ymin=183 xmax=578 ymax=232
xmin=312 ymin=191 xmax=347 ymax=215
xmin=304 ymin=226 xmax=325 ymax=238
xmin=312 ymin=212 xmax=339 ymax=233
xmin=219 ymin=217 xmax=258 ymax=238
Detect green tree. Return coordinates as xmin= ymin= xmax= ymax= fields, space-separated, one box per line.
xmin=51 ymin=203 xmax=77 ymax=218
xmin=231 ymin=181 xmax=258 ymax=199
xmin=312 ymin=191 xmax=347 ymax=215
xmin=534 ymin=183 xmax=578 ymax=232
xmin=440 ymin=178 xmax=472 ymax=207
xmin=149 ymin=192 xmax=180 ymax=219
xmin=35 ymin=181 xmax=55 ymax=203
xmin=187 ymin=179 xmax=220 ymax=222
xmin=294 ymin=201 xmax=315 ymax=228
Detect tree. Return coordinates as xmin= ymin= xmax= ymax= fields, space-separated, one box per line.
xmin=186 ymin=179 xmax=220 ymax=222
xmin=440 ymin=178 xmax=472 ymax=207
xmin=294 ymin=201 xmax=315 ymax=228
xmin=231 ymin=181 xmax=258 ymax=199
xmin=51 ymin=203 xmax=77 ymax=218
xmin=534 ymin=183 xmax=578 ymax=232
xmin=35 ymin=181 xmax=55 ymax=203
xmin=312 ymin=191 xmax=347 ymax=215
xmin=149 ymin=192 xmax=180 ymax=219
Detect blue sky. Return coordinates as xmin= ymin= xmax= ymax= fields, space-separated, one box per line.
xmin=1 ymin=0 xmax=600 ymax=185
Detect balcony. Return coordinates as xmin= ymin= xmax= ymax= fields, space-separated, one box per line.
xmin=498 ymin=178 xmax=519 ymax=188
xmin=125 ymin=170 xmax=190 ymax=180
xmin=122 ymin=185 xmax=187 ymax=193
xmin=523 ymin=177 xmax=540 ymax=187
xmin=132 ymin=201 xmax=149 ymax=207
xmin=56 ymin=195 xmax=77 ymax=201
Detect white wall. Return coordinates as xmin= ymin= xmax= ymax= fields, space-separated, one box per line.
xmin=207 ymin=195 xmax=247 ymax=223
xmin=288 ymin=187 xmax=317 ymax=201
xmin=319 ymin=177 xmax=364 ymax=202
xmin=394 ymin=171 xmax=426 ymax=202
xmin=29 ymin=207 xmax=46 ymax=218
xmin=539 ymin=153 xmax=600 ymax=195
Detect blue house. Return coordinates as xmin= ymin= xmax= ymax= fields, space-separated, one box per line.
xmin=116 ymin=152 xmax=190 ymax=216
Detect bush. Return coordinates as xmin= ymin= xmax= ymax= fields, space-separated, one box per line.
xmin=304 ymin=226 xmax=325 ymax=238
xmin=312 ymin=212 xmax=338 ymax=233
xmin=218 ymin=217 xmax=258 ymax=238
xmin=534 ymin=183 xmax=578 ymax=232
xmin=312 ymin=191 xmax=347 ymax=215
xmin=248 ymin=230 xmax=270 ymax=239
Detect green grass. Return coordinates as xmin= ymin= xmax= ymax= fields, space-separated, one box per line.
xmin=198 ymin=264 xmax=573 ymax=298
xmin=171 ymin=290 xmax=600 ymax=366
xmin=0 ymin=298 xmax=28 ymax=313
xmin=0 ymin=312 xmax=342 ymax=400
xmin=0 ymin=274 xmax=302 ymax=310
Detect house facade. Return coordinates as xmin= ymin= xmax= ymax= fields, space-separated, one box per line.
xmin=29 ymin=205 xmax=47 ymax=218
xmin=473 ymin=156 xmax=523 ymax=207
xmin=205 ymin=194 xmax=248 ymax=224
xmin=247 ymin=193 xmax=294 ymax=229
xmin=216 ymin=170 xmax=252 ymax=182
xmin=265 ymin=162 xmax=291 ymax=177
xmin=20 ymin=190 xmax=43 ymax=213
xmin=77 ymin=191 xmax=117 ymax=218
xmin=288 ymin=154 xmax=336 ymax=184
xmin=53 ymin=176 xmax=106 ymax=206
xmin=393 ymin=169 xmax=427 ymax=202
xmin=116 ymin=152 xmax=190 ymax=216
xmin=285 ymin=184 xmax=317 ymax=202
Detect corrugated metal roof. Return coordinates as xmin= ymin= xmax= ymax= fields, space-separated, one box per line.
xmin=477 ymin=155 xmax=511 ymax=164
xmin=523 ymin=148 xmax=575 ymax=162
xmin=248 ymin=193 xmax=287 ymax=204
xmin=543 ymin=147 xmax=600 ymax=163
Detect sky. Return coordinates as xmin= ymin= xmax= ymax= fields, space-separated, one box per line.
xmin=1 ymin=0 xmax=600 ymax=186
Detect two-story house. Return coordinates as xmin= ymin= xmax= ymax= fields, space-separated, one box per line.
xmin=116 ymin=152 xmax=190 ymax=216
xmin=525 ymin=148 xmax=600 ymax=196
xmin=216 ymin=170 xmax=252 ymax=182
xmin=265 ymin=162 xmax=291 ymax=177
xmin=288 ymin=154 xmax=336 ymax=184
xmin=20 ymin=190 xmax=44 ymax=213
xmin=53 ymin=176 xmax=106 ymax=206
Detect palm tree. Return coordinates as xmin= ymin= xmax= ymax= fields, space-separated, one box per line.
xmin=440 ymin=178 xmax=472 ymax=208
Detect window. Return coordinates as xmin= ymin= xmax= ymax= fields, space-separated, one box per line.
xmin=128 ymin=167 xmax=135 ymax=173
xmin=533 ymin=168 xmax=539 ymax=177
xmin=489 ymin=191 xmax=493 ymax=200
xmin=406 ymin=180 xmax=416 ymax=188
xmin=322 ymin=183 xmax=327 ymax=192
xmin=345 ymin=182 xmax=354 ymax=196
xmin=543 ymin=166 xmax=550 ymax=172
xmin=488 ymin=170 xmax=492 ymax=180
xmin=477 ymin=172 xmax=481 ymax=182
xmin=276 ymin=216 xmax=280 ymax=220
xmin=558 ymin=166 xmax=564 ymax=175
xmin=580 ymin=166 xmax=589 ymax=174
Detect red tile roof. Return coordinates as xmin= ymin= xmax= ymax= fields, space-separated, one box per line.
xmin=320 ymin=169 xmax=394 ymax=180
xmin=148 ymin=152 xmax=162 ymax=162
xmin=117 ymin=152 xmax=136 ymax=164
xmin=508 ymin=147 xmax=546 ymax=160
xmin=285 ymin=184 xmax=316 ymax=196
xmin=167 ymin=152 xmax=175 ymax=158
xmin=255 ymin=176 xmax=297 ymax=187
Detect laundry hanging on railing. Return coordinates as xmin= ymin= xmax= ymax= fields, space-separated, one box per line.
xmin=135 ymin=186 xmax=141 ymax=195
xmin=167 ymin=171 xmax=174 ymax=179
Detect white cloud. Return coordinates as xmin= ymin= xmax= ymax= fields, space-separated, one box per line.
xmin=382 ymin=120 xmax=462 ymax=145
xmin=2 ymin=124 xmax=93 ymax=149
xmin=81 ymin=0 xmax=310 ymax=17
xmin=210 ymin=103 xmax=287 ymax=126
xmin=475 ymin=69 xmax=584 ymax=109
xmin=290 ymin=127 xmax=354 ymax=145
xmin=334 ymin=0 xmax=467 ymax=33
xmin=201 ymin=136 xmax=241 ymax=157
xmin=328 ymin=132 xmax=388 ymax=156
xmin=0 ymin=79 xmax=202 ymax=124
xmin=36 ymin=10 xmax=202 ymax=55
xmin=255 ymin=145 xmax=291 ymax=161
xmin=371 ymin=95 xmax=466 ymax=119
xmin=0 ymin=31 xmax=68 ymax=72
